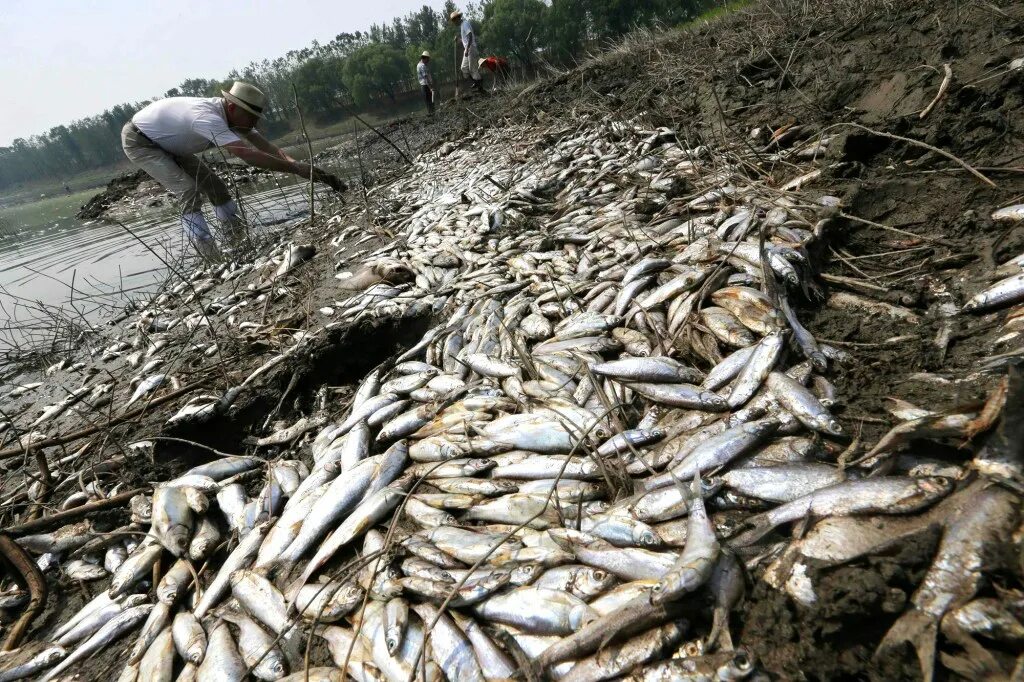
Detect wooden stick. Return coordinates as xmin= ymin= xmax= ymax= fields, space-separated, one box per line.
xmin=0 ymin=381 xmax=205 ymax=461
xmin=920 ymin=63 xmax=953 ymax=119
xmin=839 ymin=211 xmax=957 ymax=247
xmin=0 ymin=533 xmax=47 ymax=650
xmin=291 ymin=84 xmax=316 ymax=223
xmin=827 ymin=122 xmax=995 ymax=187
xmin=454 ymin=36 xmax=461 ymax=100
xmin=6 ymin=487 xmax=149 ymax=536
xmin=332 ymin=87 xmax=412 ymax=165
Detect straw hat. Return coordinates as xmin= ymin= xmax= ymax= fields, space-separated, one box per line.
xmin=421 ymin=51 xmax=431 ymax=58
xmin=450 ymin=10 xmax=462 ymax=21
xmin=221 ymin=82 xmax=266 ymax=118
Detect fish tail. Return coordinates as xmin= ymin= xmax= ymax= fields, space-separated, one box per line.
xmin=876 ymin=608 xmax=938 ymax=682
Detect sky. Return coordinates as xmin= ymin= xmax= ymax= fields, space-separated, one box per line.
xmin=0 ymin=0 xmax=440 ymax=146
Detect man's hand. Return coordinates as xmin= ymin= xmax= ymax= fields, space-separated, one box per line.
xmin=312 ymin=168 xmax=347 ymax=193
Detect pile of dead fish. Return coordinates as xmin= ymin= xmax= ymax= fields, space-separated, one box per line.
xmin=1 ymin=113 xmax=1022 ymax=682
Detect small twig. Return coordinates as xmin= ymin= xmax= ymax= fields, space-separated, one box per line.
xmin=838 ymin=211 xmax=957 ymax=247
xmin=147 ymin=437 xmax=240 ymax=459
xmin=0 ymin=381 xmax=205 ymax=461
xmin=824 ymin=122 xmax=995 ymax=187
xmin=6 ymin=487 xmax=150 ymax=536
xmin=334 ymin=89 xmax=413 ymax=165
xmin=920 ymin=63 xmax=953 ymax=119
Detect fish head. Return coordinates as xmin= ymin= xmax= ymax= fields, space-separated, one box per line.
xmin=815 ymin=416 xmax=843 ymax=437
xmin=189 ymin=538 xmax=214 ymax=561
xmin=108 ymin=576 xmax=128 ymax=597
xmin=510 ymin=563 xmax=542 ymax=585
xmin=331 ymin=584 xmax=365 ymax=611
xmin=649 ymin=580 xmax=668 ymax=605
xmin=702 ymin=391 xmax=729 ymax=410
xmin=569 ymin=604 xmax=598 ymax=630
xmin=385 ymin=626 xmax=402 ymax=654
xmin=40 ymin=646 xmax=68 ymax=665
xmin=579 ymin=568 xmax=616 ymax=594
xmin=161 ymin=526 xmax=191 ymax=556
xmin=465 ymin=459 xmax=497 ymax=474
xmin=633 ymin=526 xmax=662 ymax=548
xmin=125 ymin=594 xmax=150 ymax=608
xmin=256 ymin=654 xmax=288 ymax=680
xmin=478 ymin=571 xmax=513 ymax=592
xmin=809 ymin=352 xmax=829 ymax=372
xmin=746 ymin=419 xmax=782 ymax=438
xmin=156 ymin=582 xmax=180 ymax=604
xmin=719 ymin=649 xmax=757 ymax=680
xmin=183 ymin=487 xmax=209 ymax=514
xmin=915 ymin=476 xmax=955 ymax=502
xmin=702 ymin=477 xmax=725 ymax=496
xmin=373 ymin=577 xmax=404 ymax=600
xmin=130 ymin=494 xmax=153 ymax=523
xmin=496 ymin=479 xmax=520 ymax=493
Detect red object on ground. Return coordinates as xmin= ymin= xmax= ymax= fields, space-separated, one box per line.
xmin=480 ymin=56 xmax=510 ymax=73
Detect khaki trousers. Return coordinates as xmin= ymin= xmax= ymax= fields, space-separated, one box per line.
xmin=120 ymin=122 xmax=232 ymax=216
xmin=461 ymin=42 xmax=480 ymax=80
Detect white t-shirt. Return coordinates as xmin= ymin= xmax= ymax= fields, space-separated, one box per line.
xmin=460 ymin=19 xmax=474 ymax=48
xmin=132 ymin=97 xmax=242 ymax=156
xmin=417 ymin=61 xmax=432 ymax=86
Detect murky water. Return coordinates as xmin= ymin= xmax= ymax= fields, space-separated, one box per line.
xmin=0 ymin=178 xmax=317 ymax=353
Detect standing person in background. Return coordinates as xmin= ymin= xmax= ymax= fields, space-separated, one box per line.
xmin=450 ymin=10 xmax=484 ymax=94
xmin=417 ymin=51 xmax=435 ymax=116
xmin=121 ymin=82 xmax=345 ymax=261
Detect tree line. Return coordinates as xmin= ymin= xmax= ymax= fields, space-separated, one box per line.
xmin=0 ymin=0 xmax=706 ymax=192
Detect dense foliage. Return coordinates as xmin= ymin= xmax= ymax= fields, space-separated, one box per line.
xmin=0 ymin=0 xmax=706 ymax=190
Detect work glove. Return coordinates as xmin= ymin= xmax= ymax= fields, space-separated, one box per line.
xmin=312 ymin=168 xmax=348 ymax=193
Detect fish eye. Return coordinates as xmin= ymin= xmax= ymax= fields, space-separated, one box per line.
xmin=593 ymin=570 xmax=606 ymax=580
xmin=734 ymin=651 xmax=753 ymax=669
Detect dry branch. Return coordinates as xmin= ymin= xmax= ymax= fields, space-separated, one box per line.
xmin=0 ymin=533 xmax=47 ymax=650
xmin=6 ymin=487 xmax=149 ymax=536
xmin=0 ymin=381 xmax=205 ymax=461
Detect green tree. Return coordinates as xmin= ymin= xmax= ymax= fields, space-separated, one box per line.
xmin=482 ymin=0 xmax=547 ymax=67
xmin=342 ymin=43 xmax=409 ymax=107
xmin=292 ymin=56 xmax=347 ymax=121
xmin=547 ymin=0 xmax=589 ymax=64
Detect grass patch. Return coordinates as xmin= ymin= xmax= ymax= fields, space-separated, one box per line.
xmin=690 ymin=0 xmax=754 ymax=25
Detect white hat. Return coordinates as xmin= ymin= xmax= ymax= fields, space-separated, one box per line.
xmin=421 ymin=51 xmax=431 ymax=58
xmin=221 ymin=82 xmax=266 ymax=118
xmin=478 ymin=58 xmax=486 ymax=68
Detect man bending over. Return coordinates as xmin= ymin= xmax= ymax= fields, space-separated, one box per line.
xmin=121 ymin=82 xmax=345 ymax=260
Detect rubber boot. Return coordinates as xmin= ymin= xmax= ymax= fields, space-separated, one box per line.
xmin=219 ymin=217 xmax=248 ymax=256
xmin=194 ymin=238 xmax=222 ymax=264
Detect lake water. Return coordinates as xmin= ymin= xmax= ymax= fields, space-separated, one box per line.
xmin=0 ymin=177 xmax=319 ymax=355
